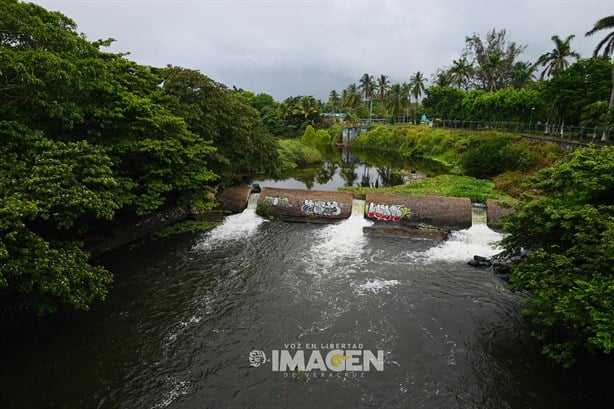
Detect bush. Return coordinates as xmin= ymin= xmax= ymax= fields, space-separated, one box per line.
xmin=501 ymin=146 xmax=614 ymax=367
xmin=277 ymin=139 xmax=323 ymax=171
xmin=461 ymin=136 xmax=514 ymax=178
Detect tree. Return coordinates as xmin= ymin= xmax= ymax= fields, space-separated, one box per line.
xmin=293 ymin=95 xmax=319 ymax=120
xmin=343 ymin=83 xmax=360 ymax=109
xmin=586 ymin=15 xmax=614 ymax=140
xmin=450 ymin=57 xmax=473 ymax=90
xmin=542 ymin=58 xmax=612 ymax=127
xmin=501 ymin=146 xmax=614 ymax=367
xmin=0 ymin=121 xmax=117 ymax=313
xmin=433 ymin=69 xmax=453 ymax=87
xmin=329 ymin=89 xmax=340 ymax=111
xmin=422 ymin=86 xmax=467 ymax=119
xmin=359 ymin=73 xmax=375 ymax=120
xmin=377 ymin=74 xmax=390 ymax=103
xmin=359 ymin=73 xmax=374 ymax=102
xmin=510 ymin=61 xmax=536 ymax=88
xmin=0 ymin=1 xmax=281 ymax=313
xmin=464 ymin=28 xmax=526 ymax=91
xmin=535 ymin=34 xmax=581 ymax=79
xmin=386 ymin=83 xmax=408 ymax=119
xmin=408 ymin=71 xmax=427 ymax=104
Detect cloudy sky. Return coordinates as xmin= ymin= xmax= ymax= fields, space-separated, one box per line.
xmin=33 ymin=0 xmax=614 ymax=100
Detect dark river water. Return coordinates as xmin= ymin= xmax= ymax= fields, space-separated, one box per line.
xmin=1 ymin=202 xmax=612 ymax=408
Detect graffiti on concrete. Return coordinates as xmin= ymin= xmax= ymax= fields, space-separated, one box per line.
xmin=301 ymin=199 xmax=341 ymax=216
xmin=366 ymin=202 xmax=411 ymax=221
xmin=264 ymin=196 xmax=291 ymax=207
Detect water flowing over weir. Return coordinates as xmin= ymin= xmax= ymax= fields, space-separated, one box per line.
xmin=1 ymin=195 xmax=610 ymax=408
xmin=195 ymin=193 xmax=263 ymax=245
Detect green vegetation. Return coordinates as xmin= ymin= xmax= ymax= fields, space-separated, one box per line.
xmin=349 ymin=125 xmax=563 ymax=195
xmin=277 ymin=139 xmax=324 ymax=171
xmin=341 ymin=174 xmax=512 ymax=203
xmin=0 ymin=1 xmax=280 ymax=313
xmin=153 ymin=220 xmax=221 ymax=238
xmin=501 ymin=146 xmax=614 ymax=366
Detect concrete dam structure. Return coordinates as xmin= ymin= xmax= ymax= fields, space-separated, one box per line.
xmin=217 ymin=186 xmax=515 ymax=232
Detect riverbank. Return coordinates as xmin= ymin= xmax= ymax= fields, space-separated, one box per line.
xmin=350 ymin=124 xmax=565 ymax=197
xmin=339 ymin=174 xmax=513 ymax=203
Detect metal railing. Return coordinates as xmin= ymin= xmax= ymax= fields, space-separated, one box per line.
xmin=432 ymin=120 xmax=613 ymax=145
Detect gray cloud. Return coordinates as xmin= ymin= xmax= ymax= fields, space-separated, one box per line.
xmin=33 ymin=0 xmax=614 ymax=100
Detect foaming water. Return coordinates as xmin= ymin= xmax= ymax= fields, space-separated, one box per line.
xmin=406 ymin=224 xmax=505 ymax=263
xmin=194 ymin=193 xmax=264 ymax=247
xmin=309 ymin=199 xmax=373 ymax=268
xmin=3 ymin=194 xmax=610 ymax=409
xmin=354 ymin=278 xmax=400 ymax=295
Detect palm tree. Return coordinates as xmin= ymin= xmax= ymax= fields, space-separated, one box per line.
xmin=359 ymin=73 xmax=374 ymax=101
xmin=359 ymin=73 xmax=375 ymax=120
xmin=329 ymin=90 xmax=340 ymax=111
xmin=275 ymin=101 xmax=290 ymax=120
xmin=343 ymin=83 xmax=360 ymax=109
xmin=433 ymin=69 xmax=452 ymax=87
xmin=386 ymin=83 xmax=408 ymax=120
xmin=534 ymin=34 xmax=581 ymax=79
xmin=586 ymin=15 xmax=614 ymax=138
xmin=293 ymin=96 xmax=318 ymax=120
xmin=482 ymin=52 xmax=504 ymax=92
xmin=511 ymin=61 xmax=536 ymax=88
xmin=377 ymin=74 xmax=390 ymax=103
xmin=450 ymin=57 xmax=473 ymax=90
xmin=408 ymin=71 xmax=427 ymax=104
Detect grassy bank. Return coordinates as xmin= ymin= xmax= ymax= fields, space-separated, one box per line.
xmin=351 ymin=124 xmax=564 ymax=197
xmin=340 ymin=174 xmax=513 ymax=203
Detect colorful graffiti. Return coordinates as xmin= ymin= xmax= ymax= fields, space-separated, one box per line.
xmin=366 ymin=203 xmax=411 ymax=221
xmin=301 ymin=199 xmax=341 ymax=216
xmin=264 ymin=196 xmax=291 ymax=207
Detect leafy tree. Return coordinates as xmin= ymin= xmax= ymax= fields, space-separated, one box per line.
xmin=422 ymin=86 xmax=467 ymax=119
xmin=161 ymin=66 xmax=279 ymax=187
xmin=0 ymin=121 xmax=117 ymax=313
xmin=464 ymin=28 xmax=527 ymax=91
xmin=461 ymin=135 xmax=513 ymax=178
xmin=0 ymin=1 xmax=281 ymax=313
xmin=535 ymin=34 xmax=581 ymax=79
xmin=543 ymin=58 xmax=612 ymax=127
xmin=586 ymin=15 xmax=614 ymax=139
xmin=501 ymin=147 xmax=614 ymax=366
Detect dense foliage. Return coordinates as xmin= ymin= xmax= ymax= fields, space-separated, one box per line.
xmin=0 ymin=0 xmax=280 ymax=313
xmin=501 ymin=147 xmax=614 ymax=366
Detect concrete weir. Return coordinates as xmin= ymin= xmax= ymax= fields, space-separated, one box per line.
xmin=257 ymin=187 xmax=353 ymax=222
xmin=364 ymin=193 xmax=473 ymax=229
xmin=216 ymin=187 xmax=504 ymax=232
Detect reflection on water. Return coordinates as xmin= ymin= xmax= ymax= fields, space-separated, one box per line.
xmin=254 ymin=147 xmax=449 ymax=190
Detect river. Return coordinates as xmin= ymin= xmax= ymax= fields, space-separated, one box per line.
xmin=1 ymin=198 xmax=612 ymax=408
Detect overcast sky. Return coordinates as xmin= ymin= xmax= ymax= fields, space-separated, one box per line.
xmin=33 ymin=0 xmax=614 ymax=100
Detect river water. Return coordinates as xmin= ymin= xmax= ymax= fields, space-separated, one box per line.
xmin=1 ymin=201 xmax=612 ymax=408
